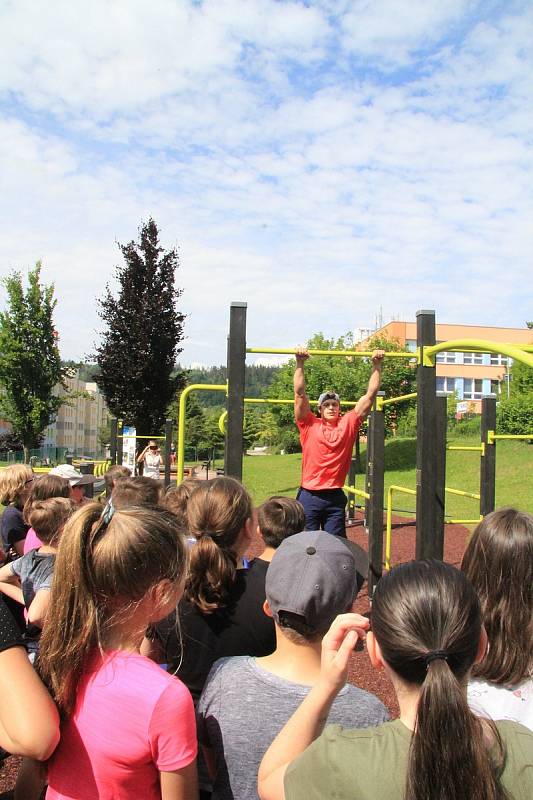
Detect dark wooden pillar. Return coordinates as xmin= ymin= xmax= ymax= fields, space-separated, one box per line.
xmin=224 ymin=302 xmax=247 ymax=480
xmin=480 ymin=395 xmax=497 ymax=515
xmin=415 ymin=310 xmax=438 ymax=560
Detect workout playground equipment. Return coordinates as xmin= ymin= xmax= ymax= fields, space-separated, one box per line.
xmin=155 ymin=304 xmax=533 ymax=593
xmin=216 ymin=304 xmax=533 ymax=594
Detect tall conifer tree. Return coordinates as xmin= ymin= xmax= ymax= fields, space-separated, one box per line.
xmin=95 ymin=219 xmax=185 ymax=439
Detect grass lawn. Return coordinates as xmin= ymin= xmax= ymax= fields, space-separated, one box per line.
xmin=243 ymin=436 xmax=533 ymax=518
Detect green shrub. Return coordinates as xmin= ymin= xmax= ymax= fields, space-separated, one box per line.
xmin=497 ymin=393 xmax=533 ymax=435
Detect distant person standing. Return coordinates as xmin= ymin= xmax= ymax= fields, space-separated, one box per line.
xmin=137 ymin=440 xmax=162 ymax=480
xmin=294 ymin=348 xmax=384 ymax=537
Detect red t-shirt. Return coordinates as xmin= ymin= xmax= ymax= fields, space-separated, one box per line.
xmin=47 ymin=651 xmax=197 ymax=800
xmin=297 ymin=409 xmax=361 ymax=490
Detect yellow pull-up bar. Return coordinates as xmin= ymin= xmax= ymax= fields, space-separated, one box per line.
xmin=246 ymin=347 xmax=414 ymax=359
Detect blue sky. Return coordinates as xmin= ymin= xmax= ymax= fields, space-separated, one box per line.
xmin=0 ymin=0 xmax=532 ymax=367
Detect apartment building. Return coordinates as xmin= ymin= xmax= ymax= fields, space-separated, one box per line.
xmin=361 ymin=321 xmax=532 ymax=412
xmin=43 ymin=372 xmax=110 ymax=457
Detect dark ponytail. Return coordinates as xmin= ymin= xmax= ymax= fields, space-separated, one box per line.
xmin=185 ymin=477 xmax=252 ymax=613
xmin=372 ymin=560 xmax=510 ymax=800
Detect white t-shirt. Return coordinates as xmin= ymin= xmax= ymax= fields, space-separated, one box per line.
xmin=143 ymin=451 xmax=161 ymax=479
xmin=468 ymin=677 xmax=533 ymax=732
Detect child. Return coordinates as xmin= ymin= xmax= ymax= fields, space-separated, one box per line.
xmin=111 ymin=475 xmax=163 ymax=509
xmin=259 ymin=559 xmax=533 ymax=800
xmin=0 ymin=464 xmax=33 ymax=559
xmin=0 ymin=498 xmax=75 ymax=659
xmin=38 ymin=502 xmax=198 ymax=800
xmin=149 ymin=477 xmax=275 ymax=703
xmin=163 ymin=479 xmax=198 ymax=527
xmin=255 ymin=496 xmax=306 ymax=564
xmin=23 ymin=474 xmax=70 ymax=554
xmin=462 ymin=507 xmax=533 ymax=730
xmin=103 ymin=464 xmax=131 ymax=496
xmin=198 ymin=531 xmax=387 ymax=800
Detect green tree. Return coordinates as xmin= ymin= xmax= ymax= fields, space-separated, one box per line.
xmin=0 ymin=263 xmax=65 ymax=463
xmin=267 ymin=332 xmax=416 ymax=438
xmin=95 ymin=219 xmax=186 ymax=446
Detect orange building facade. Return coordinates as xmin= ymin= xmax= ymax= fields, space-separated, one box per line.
xmin=365 ymin=321 xmax=532 ymax=412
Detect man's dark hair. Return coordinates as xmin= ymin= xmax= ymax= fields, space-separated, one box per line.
xmin=257 ymin=496 xmax=305 ymax=549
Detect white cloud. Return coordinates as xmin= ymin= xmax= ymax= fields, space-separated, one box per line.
xmin=0 ymin=1 xmax=532 ymax=366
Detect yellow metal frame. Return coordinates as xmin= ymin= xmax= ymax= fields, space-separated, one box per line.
xmin=385 ymin=484 xmax=481 ymax=570
xmin=447 ymin=444 xmax=485 ymax=455
xmin=421 ymin=340 xmax=533 ymax=368
xmin=246 ymin=347 xmax=414 ymax=359
xmin=376 ymin=392 xmax=417 ymax=410
xmin=487 ymin=430 xmax=533 ymax=444
xmin=343 ymin=484 xmax=370 ymax=501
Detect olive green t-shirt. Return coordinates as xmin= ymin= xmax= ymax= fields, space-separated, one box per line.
xmin=285 ymin=719 xmax=533 ymax=800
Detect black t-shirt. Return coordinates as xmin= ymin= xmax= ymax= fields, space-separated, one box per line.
xmin=0 ymin=597 xmax=24 ymax=654
xmin=156 ymin=560 xmax=275 ymax=703
xmin=1 ymin=505 xmax=29 ymax=550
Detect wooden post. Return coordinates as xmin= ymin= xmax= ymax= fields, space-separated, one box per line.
xmin=364 ymin=417 xmax=374 ymax=532
xmin=367 ymin=393 xmax=385 ymax=597
xmin=225 ymin=302 xmax=247 ymax=480
xmin=480 ymin=395 xmax=497 ymax=515
xmin=110 ymin=418 xmax=118 ymax=466
xmin=415 ymin=310 xmax=438 ymax=560
xmin=434 ymin=392 xmax=447 ymax=559
xmin=164 ymin=418 xmax=172 ymax=488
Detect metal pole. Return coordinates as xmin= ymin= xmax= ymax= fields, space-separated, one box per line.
xmin=116 ymin=420 xmax=124 ymax=471
xmin=480 ymin=395 xmax=497 ymax=515
xmin=434 ymin=392 xmax=447 ymax=559
xmin=110 ymin=418 xmax=118 ymax=466
xmin=225 ymin=302 xmax=247 ymax=480
xmin=368 ymin=392 xmax=385 ymax=597
xmin=415 ymin=310 xmax=437 ymax=560
xmin=348 ymin=457 xmax=357 ymax=521
xmin=164 ymin=418 xmax=172 ymax=488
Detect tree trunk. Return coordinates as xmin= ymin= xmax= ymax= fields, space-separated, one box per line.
xmin=23 ymin=444 xmax=30 ymax=464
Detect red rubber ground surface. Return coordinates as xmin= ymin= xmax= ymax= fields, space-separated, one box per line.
xmin=0 ymin=513 xmax=470 ymax=797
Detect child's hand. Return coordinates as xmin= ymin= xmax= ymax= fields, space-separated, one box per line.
xmin=319 ymin=613 xmax=369 ymax=694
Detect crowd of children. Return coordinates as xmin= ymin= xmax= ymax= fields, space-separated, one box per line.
xmin=0 ymin=461 xmax=531 ymax=800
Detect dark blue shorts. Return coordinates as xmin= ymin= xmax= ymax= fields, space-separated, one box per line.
xmin=296 ymin=487 xmax=347 ymax=538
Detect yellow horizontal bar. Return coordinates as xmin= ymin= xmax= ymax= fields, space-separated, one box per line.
xmin=444 ymin=486 xmax=480 ymax=500
xmin=117 ymin=434 xmax=165 ymax=440
xmin=246 ymin=347 xmax=414 ymax=359
xmin=343 ymin=485 xmax=370 ymax=500
xmin=491 ymin=433 xmax=533 ymax=440
xmin=447 ymin=445 xmax=483 ymax=452
xmin=245 ymin=398 xmax=358 ymax=406
xmin=378 ymin=392 xmax=417 ymax=409
xmin=446 ymin=517 xmax=483 ymax=524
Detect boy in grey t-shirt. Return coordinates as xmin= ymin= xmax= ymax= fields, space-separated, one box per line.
xmin=197 ymin=531 xmax=389 ymax=800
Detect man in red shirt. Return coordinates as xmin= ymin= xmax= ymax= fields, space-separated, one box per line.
xmin=294 ymin=348 xmax=385 ymax=537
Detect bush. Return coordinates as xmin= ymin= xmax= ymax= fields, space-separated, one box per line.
xmin=276 ymin=426 xmax=301 ymax=454
xmin=497 ymin=393 xmax=533 ymax=435
xmin=396 ymin=406 xmax=417 ymax=437
xmin=450 ymin=415 xmax=481 ymax=438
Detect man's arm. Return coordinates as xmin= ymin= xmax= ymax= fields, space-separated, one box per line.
xmin=354 ymin=350 xmax=385 ymax=421
xmin=294 ymin=349 xmax=311 ymax=422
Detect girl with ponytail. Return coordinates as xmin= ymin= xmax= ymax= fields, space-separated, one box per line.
xmin=38 ymin=502 xmax=198 ymax=800
xmin=150 ymin=477 xmax=275 ymax=702
xmin=259 ymin=560 xmax=533 ymax=800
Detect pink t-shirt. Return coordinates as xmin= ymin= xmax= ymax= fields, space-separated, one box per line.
xmin=47 ymin=651 xmax=197 ymax=800
xmin=297 ymin=409 xmax=361 ymax=490
xmin=23 ymin=527 xmax=43 ymax=554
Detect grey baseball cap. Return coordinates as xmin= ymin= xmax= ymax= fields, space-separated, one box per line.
xmin=265 ymin=530 xmax=368 ymax=635
xmin=317 ymin=391 xmax=340 ymax=408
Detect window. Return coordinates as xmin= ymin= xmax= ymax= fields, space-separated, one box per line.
xmin=490 ymin=380 xmax=501 ymax=396
xmin=463 ymin=378 xmax=483 ymax=399
xmin=436 ymin=377 xmax=457 ymax=394
xmin=490 ymin=354 xmax=510 ymax=366
xmin=463 ymin=352 xmax=484 ymax=365
xmin=436 ymin=351 xmax=457 ymax=364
